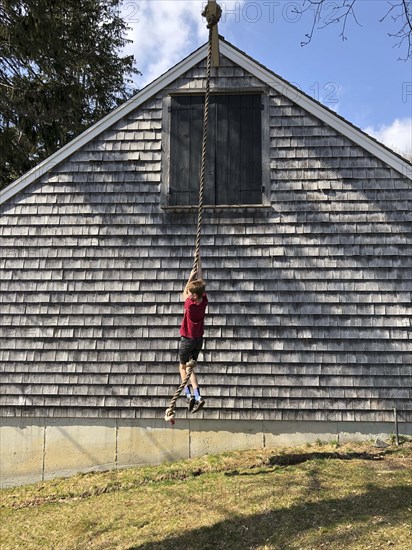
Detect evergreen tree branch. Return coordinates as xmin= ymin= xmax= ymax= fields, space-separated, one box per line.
xmin=0 ymin=0 xmax=139 ymax=190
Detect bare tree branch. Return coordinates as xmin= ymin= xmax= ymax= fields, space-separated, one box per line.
xmin=380 ymin=0 xmax=412 ymax=60
xmin=295 ymin=0 xmax=412 ymax=59
xmin=295 ymin=0 xmax=361 ymax=46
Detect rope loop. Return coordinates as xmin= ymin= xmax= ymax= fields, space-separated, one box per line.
xmin=164 ymin=363 xmax=195 ymax=422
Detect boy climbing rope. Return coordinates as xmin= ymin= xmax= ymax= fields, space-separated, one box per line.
xmin=164 ymin=2 xmax=220 ymax=424
xmin=179 ymin=259 xmax=208 ymax=413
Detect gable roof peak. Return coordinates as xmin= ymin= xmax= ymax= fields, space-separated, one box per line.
xmin=1 ymin=37 xmax=410 ymax=205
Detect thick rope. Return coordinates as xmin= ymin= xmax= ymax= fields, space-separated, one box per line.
xmin=164 ymin=363 xmax=194 ymax=422
xmin=193 ymin=28 xmax=213 ymax=276
xmin=165 ymin=7 xmax=221 ymax=423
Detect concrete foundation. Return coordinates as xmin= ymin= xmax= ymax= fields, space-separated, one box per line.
xmin=44 ymin=419 xmax=117 ymax=480
xmin=1 ymin=418 xmax=411 ymax=487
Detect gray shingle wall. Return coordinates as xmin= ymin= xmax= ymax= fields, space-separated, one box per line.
xmin=1 ymin=56 xmax=411 ymax=423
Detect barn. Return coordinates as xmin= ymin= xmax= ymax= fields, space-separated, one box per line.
xmin=1 ymin=37 xmax=411 ymax=487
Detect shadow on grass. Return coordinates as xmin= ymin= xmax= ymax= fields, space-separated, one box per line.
xmin=223 ymin=449 xmax=396 ymax=478
xmin=267 ymin=450 xmax=389 ymax=466
xmin=128 ymin=485 xmax=411 ymax=550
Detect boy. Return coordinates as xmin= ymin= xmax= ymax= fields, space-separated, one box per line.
xmin=179 ymin=260 xmax=208 ymax=413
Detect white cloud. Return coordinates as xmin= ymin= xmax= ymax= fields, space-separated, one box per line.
xmin=363 ymin=118 xmax=412 ymax=156
xmin=122 ymin=1 xmax=243 ymax=88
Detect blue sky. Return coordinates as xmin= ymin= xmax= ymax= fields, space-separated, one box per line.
xmin=123 ymin=0 xmax=412 ymax=155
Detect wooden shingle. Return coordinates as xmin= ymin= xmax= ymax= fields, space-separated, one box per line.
xmin=0 ymin=40 xmax=411 ymax=427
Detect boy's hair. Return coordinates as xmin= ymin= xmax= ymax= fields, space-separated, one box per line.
xmin=187 ymin=279 xmax=206 ymax=297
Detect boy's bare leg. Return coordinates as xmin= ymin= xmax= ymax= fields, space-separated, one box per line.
xmin=179 ymin=363 xmax=199 ymax=391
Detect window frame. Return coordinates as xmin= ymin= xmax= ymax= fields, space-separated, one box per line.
xmin=161 ymin=88 xmax=270 ymax=210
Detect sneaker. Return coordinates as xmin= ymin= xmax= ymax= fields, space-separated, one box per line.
xmin=187 ymin=395 xmax=196 ymax=412
xmin=191 ymin=396 xmax=205 ymax=413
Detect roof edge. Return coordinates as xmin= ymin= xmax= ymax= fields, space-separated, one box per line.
xmin=220 ymin=39 xmax=412 ymax=181
xmin=0 ymin=42 xmax=208 ymax=205
xmin=1 ymin=37 xmax=411 ymax=205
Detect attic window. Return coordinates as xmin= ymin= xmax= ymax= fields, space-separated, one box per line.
xmin=169 ymin=94 xmax=262 ymax=206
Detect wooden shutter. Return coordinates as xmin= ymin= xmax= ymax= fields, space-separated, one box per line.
xmin=170 ymin=94 xmax=262 ymax=206
xmin=239 ymin=94 xmax=262 ymax=204
xmin=169 ymin=96 xmax=203 ymax=206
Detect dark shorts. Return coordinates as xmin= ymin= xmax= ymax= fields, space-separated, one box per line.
xmin=179 ymin=336 xmax=204 ymax=364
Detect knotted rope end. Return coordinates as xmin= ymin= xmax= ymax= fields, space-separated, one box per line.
xmin=164 ymin=408 xmax=176 ymax=424
xmin=202 ymin=1 xmax=222 ymax=29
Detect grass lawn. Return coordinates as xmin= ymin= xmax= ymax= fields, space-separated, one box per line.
xmin=1 ymin=440 xmax=411 ymax=550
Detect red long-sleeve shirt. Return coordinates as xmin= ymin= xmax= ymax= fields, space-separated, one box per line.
xmin=180 ymin=294 xmax=208 ymax=339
